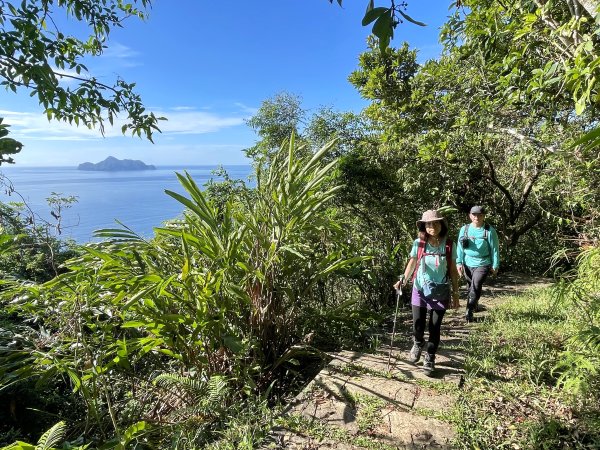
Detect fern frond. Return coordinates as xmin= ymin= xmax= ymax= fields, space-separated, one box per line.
xmin=35 ymin=421 xmax=66 ymax=450
xmin=153 ymin=373 xmax=204 ymax=395
xmin=578 ymin=325 xmax=600 ymax=352
xmin=206 ymin=375 xmax=229 ymax=404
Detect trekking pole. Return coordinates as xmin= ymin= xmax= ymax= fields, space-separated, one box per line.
xmin=387 ymin=274 xmax=405 ymax=372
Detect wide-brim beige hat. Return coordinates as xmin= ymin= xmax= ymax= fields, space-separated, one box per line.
xmin=416 ymin=209 xmax=447 ymax=230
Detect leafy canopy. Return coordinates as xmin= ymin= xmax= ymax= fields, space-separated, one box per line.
xmin=0 ymin=0 xmax=163 ymax=142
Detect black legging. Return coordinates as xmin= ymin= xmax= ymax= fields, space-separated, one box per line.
xmin=412 ymin=306 xmax=446 ymax=355
xmin=464 ymin=265 xmax=490 ymax=310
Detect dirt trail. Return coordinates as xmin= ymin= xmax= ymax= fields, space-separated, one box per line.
xmin=263 ymin=273 xmax=551 ymax=449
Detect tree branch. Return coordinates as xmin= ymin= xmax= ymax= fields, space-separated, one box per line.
xmin=508 ymin=211 xmax=543 ymax=246
xmin=485 ymin=125 xmax=559 ymax=154
xmin=514 ymin=165 xmax=543 ymax=220
xmin=482 ymin=150 xmax=516 ymax=219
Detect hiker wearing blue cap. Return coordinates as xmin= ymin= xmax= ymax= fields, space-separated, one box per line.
xmin=456 ymin=206 xmax=500 ymax=322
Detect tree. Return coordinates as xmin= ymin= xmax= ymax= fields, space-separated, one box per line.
xmin=0 ymin=0 xmax=162 ymax=143
xmin=245 ymin=92 xmax=308 ymax=167
xmin=348 ymin=38 xmax=589 ymax=270
xmin=443 ymin=0 xmax=600 ymax=116
xmin=440 ymin=0 xmax=600 ymax=243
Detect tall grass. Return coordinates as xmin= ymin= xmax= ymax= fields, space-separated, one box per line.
xmin=552 ymin=245 xmax=600 ymax=398
xmin=456 ymin=286 xmax=600 ymax=449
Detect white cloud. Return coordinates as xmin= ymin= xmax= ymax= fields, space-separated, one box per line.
xmin=0 ymin=107 xmax=249 ymax=140
xmin=233 ymin=102 xmax=259 ymax=115
xmin=99 ymin=42 xmax=141 ymax=67
xmin=0 ymin=110 xmax=100 ymax=140
xmin=157 ymin=109 xmax=245 ymax=134
xmin=8 ymin=139 xmax=252 ymax=167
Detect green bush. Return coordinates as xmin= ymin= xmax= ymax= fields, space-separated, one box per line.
xmin=0 ymin=137 xmax=370 ymax=447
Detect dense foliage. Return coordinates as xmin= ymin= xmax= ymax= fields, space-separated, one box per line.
xmin=0 ymin=118 xmax=22 ymax=165
xmin=0 ymin=137 xmax=377 ymax=447
xmin=1 ymin=0 xmax=600 ymax=447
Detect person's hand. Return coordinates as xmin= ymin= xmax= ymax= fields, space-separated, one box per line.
xmin=457 ymin=264 xmax=464 ymax=278
xmin=490 ymin=268 xmax=498 ymax=278
xmin=451 ymin=292 xmax=460 ymax=309
xmin=393 ymin=275 xmax=406 ymax=291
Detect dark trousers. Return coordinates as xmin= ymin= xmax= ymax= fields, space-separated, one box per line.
xmin=412 ymin=306 xmax=446 ymax=355
xmin=464 ymin=265 xmax=490 ymax=311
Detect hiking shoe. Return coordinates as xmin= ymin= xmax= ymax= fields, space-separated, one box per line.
xmin=465 ymin=309 xmax=474 ymax=323
xmin=423 ymin=353 xmax=435 ymax=376
xmin=408 ymin=342 xmax=423 ymax=364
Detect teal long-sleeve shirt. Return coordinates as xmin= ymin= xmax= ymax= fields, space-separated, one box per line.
xmin=456 ymin=224 xmax=500 ymax=270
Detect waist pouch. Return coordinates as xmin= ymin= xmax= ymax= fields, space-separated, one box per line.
xmin=422 ymin=279 xmax=450 ymax=299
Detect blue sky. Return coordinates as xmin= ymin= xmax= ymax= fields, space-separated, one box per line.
xmin=1 ymin=1 xmax=451 ymax=167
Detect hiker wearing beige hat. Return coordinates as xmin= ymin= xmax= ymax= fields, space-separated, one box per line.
xmin=393 ymin=209 xmax=460 ymax=376
xmin=456 ymin=205 xmax=500 ymax=322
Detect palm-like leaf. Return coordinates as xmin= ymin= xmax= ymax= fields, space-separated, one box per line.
xmin=0 ymin=134 xmax=368 ymax=435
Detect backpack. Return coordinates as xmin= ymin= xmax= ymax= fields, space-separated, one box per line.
xmin=412 ymin=238 xmax=453 ymax=282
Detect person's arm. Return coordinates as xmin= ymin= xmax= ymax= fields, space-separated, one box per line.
xmin=450 ymin=242 xmax=460 ymax=308
xmin=490 ymin=226 xmax=500 ymax=275
xmin=403 ymin=257 xmax=417 ymax=284
xmin=393 ymin=257 xmax=417 ymax=290
xmin=449 ymin=258 xmax=460 ymax=309
xmin=456 ymin=226 xmax=465 ymax=277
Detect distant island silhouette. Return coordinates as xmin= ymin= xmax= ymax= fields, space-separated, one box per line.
xmin=78 ymin=156 xmax=156 ymax=171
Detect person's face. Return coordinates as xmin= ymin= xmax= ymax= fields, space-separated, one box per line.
xmin=470 ymin=213 xmax=485 ymax=226
xmin=425 ymin=221 xmax=442 ymax=237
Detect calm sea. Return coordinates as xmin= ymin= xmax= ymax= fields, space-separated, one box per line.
xmin=0 ymin=165 xmax=252 ymax=243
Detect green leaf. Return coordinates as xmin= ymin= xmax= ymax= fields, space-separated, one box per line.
xmin=223 ymin=335 xmax=244 ymax=354
xmin=118 ymin=421 xmax=147 ymax=449
xmin=362 ymin=7 xmax=388 ymax=26
xmin=372 ymin=11 xmax=393 ymax=50
xmin=570 ymin=125 xmax=600 ymax=149
xmin=35 ymin=421 xmax=66 ymax=450
xmin=575 ymin=97 xmax=586 ymax=115
xmin=121 ymin=321 xmax=147 ymax=328
xmin=7 ymin=443 xmax=36 ymax=450
xmin=398 ymin=10 xmax=426 ymax=27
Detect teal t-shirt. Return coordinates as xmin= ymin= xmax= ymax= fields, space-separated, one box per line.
xmin=410 ymin=237 xmax=457 ymax=292
xmin=456 ymin=224 xmax=500 ymax=269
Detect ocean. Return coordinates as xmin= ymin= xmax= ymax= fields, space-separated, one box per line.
xmin=0 ymin=165 xmax=253 ymax=243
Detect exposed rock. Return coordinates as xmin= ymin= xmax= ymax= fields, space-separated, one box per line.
xmin=78 ymin=156 xmax=156 ymax=171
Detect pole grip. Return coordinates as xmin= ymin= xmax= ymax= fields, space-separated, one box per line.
xmin=396 ymin=274 xmax=405 ymax=294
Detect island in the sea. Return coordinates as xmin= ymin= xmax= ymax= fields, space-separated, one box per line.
xmin=78 ymin=156 xmax=156 ymax=171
